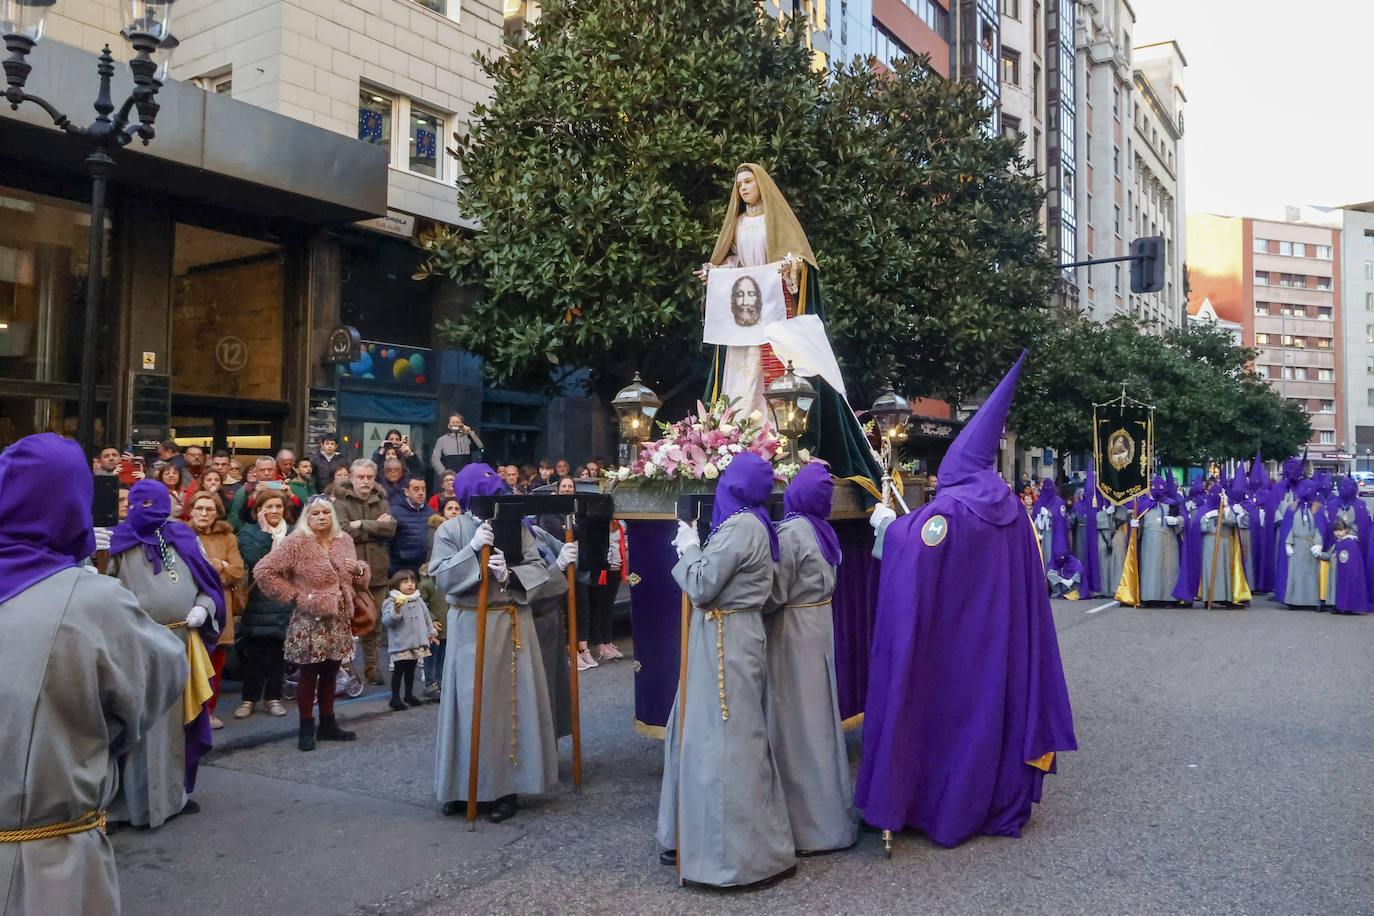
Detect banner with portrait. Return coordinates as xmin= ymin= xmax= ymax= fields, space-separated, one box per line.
xmin=1094 ymin=403 xmax=1153 ymax=506
xmin=703 ymin=261 xmax=787 ymax=346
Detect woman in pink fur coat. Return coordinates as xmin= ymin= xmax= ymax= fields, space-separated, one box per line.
xmin=254 ymin=494 xmax=370 ymax=751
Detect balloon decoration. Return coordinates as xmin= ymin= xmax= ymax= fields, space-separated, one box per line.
xmin=341 ymin=342 xmax=432 ymax=388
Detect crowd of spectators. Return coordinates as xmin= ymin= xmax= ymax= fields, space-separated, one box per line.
xmin=90 ymin=426 xmax=628 ymax=718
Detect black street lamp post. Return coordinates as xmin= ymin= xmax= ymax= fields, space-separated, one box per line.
xmin=2 ymin=0 xmax=178 ymax=453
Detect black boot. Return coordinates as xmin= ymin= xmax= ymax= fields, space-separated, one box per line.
xmin=317 ymin=714 xmax=357 ymax=741
xmin=298 ymin=716 xmax=316 ymax=752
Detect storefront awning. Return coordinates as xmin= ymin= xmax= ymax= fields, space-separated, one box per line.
xmin=0 ymin=40 xmax=388 ymax=225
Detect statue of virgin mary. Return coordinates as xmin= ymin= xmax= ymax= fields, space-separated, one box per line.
xmin=701 ymin=162 xmax=882 ymax=487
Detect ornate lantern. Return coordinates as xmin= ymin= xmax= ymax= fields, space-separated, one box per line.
xmin=870 ymin=384 xmax=910 ymax=506
xmin=611 ymin=371 xmax=661 ymax=465
xmin=765 ymin=361 xmax=816 ymax=463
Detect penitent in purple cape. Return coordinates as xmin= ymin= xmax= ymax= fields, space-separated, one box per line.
xmin=854 ymin=352 xmax=1077 ymax=848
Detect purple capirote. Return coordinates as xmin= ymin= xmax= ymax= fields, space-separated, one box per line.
xmin=854 ymin=351 xmax=1077 ymax=847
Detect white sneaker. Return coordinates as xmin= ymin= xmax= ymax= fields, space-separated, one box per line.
xmin=577 ymin=649 xmax=598 ymax=671
xmin=266 ymin=700 xmax=287 ymax=717
xmin=209 ymin=716 xmax=224 ymax=730
xmin=233 ymin=701 xmax=254 ymax=720
xmin=600 ymin=643 xmax=624 ymax=660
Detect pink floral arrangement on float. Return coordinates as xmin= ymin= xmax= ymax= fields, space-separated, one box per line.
xmin=613 ymin=397 xmax=799 ymax=484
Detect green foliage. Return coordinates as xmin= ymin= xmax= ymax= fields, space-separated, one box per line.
xmin=420 ymin=0 xmax=1052 ymax=408
xmin=1007 ymin=315 xmax=1311 ymax=467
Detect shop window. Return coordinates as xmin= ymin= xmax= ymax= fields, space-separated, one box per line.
xmin=170 ymin=224 xmax=284 ymax=402
xmin=409 ymin=106 xmax=443 ymax=179
xmin=0 ymin=189 xmax=111 ymax=443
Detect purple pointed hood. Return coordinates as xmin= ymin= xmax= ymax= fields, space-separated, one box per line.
xmin=0 ymin=434 xmax=97 ymax=605
xmin=782 ymin=461 xmax=841 ymax=566
xmin=709 ymin=451 xmax=779 ymax=561
xmin=936 ymin=351 xmax=1025 ymax=526
xmin=1249 ymin=453 xmax=1267 ymax=492
xmin=1283 ymin=456 xmax=1304 ymax=485
xmin=453 ymin=463 xmax=505 ymax=511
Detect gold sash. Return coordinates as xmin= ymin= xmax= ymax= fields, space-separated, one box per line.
xmin=0 ymin=809 xmax=106 ymax=842
xmin=454 ymin=605 xmax=523 ymax=763
xmin=696 ymin=606 xmax=762 ymax=722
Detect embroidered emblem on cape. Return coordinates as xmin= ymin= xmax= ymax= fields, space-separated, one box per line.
xmin=1339 ymin=549 xmax=1349 ymax=564
xmin=921 ymin=515 xmax=948 ymax=547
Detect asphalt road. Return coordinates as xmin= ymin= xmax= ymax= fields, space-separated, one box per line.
xmin=112 ymin=597 xmax=1374 ymax=915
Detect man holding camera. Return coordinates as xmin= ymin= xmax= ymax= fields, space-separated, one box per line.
xmin=431 ymin=413 xmax=484 ymax=478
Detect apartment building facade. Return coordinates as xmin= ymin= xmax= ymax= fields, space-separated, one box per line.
xmin=1128 ymin=40 xmax=1185 ymax=328
xmin=0 ymin=6 xmax=385 ymax=450
xmin=1187 ymin=213 xmax=1344 ymax=456
xmin=1336 ymin=204 xmax=1374 ymax=465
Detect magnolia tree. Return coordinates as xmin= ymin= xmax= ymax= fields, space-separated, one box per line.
xmin=419 ymin=0 xmax=1054 ymax=416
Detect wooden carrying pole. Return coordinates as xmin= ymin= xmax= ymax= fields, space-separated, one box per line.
xmin=1206 ymin=495 xmax=1226 ymax=609
xmin=466 ymin=545 xmax=492 ymax=830
xmin=564 ymin=518 xmax=583 ymax=790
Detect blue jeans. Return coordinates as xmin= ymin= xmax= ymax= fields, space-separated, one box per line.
xmin=423 ymin=638 xmax=446 ymax=685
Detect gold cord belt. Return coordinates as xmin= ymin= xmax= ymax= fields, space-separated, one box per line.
xmin=0 ymin=809 xmax=106 ymax=842
xmin=697 ymin=607 xmax=761 ymax=722
xmin=165 ymin=621 xmax=186 ymax=630
xmin=455 ymin=605 xmax=522 ymax=764
xmin=784 ymin=599 xmax=831 ymax=609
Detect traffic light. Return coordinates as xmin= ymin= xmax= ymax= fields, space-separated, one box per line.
xmin=1130 ymin=235 xmax=1165 ymax=294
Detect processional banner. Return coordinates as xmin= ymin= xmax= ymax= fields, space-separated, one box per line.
xmin=1093 ymin=399 xmax=1153 ymax=506
xmin=703 ymin=261 xmax=787 ymax=346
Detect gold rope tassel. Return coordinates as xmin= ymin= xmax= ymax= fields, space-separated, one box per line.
xmin=700 ymin=608 xmax=759 ymax=722
xmin=0 ymin=809 xmax=106 ymax=842
xmin=456 ymin=605 xmax=522 ymax=766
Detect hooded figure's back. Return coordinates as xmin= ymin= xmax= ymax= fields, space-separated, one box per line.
xmin=854 ymin=353 xmax=1077 ymax=847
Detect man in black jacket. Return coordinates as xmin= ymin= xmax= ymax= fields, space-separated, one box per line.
xmin=311 ymin=433 xmax=350 ymax=493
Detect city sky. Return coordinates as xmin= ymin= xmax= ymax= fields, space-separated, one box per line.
xmin=1132 ymin=0 xmax=1374 ymax=219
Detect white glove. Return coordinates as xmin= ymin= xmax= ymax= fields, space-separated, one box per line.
xmin=468 ymin=521 xmax=495 ymax=553
xmin=607 ymin=544 xmax=623 ymax=569
xmin=93 ymin=527 xmax=111 ymax=551
xmin=185 ymin=605 xmax=208 ymax=629
xmin=869 ymin=504 xmax=897 ymax=532
xmin=1129 ymin=518 xmax=1140 ymax=528
xmin=1233 ymin=505 xmax=1247 ymax=519
xmin=673 ymin=520 xmax=700 ymax=556
xmin=1311 ymin=543 xmax=1323 ymax=558
xmin=1285 ymin=544 xmax=1295 ymax=557
xmin=1203 ymin=510 xmax=1219 ymax=522
xmin=486 ymin=548 xmax=509 ymax=583
xmin=1165 ymin=516 xmax=1181 ymax=527
xmin=556 ymin=542 xmax=578 ymax=571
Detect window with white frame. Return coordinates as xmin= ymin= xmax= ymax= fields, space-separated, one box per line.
xmin=1319 ymin=431 xmax=1335 ymax=445
xmin=193 ymin=68 xmax=233 ymax=96
xmin=359 ymin=85 xmax=450 ymax=181
xmin=411 ymin=0 xmax=459 ymax=20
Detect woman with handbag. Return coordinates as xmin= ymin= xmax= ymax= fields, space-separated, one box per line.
xmin=254 ymin=494 xmax=369 ymax=751
xmin=188 ymin=490 xmax=246 ymax=729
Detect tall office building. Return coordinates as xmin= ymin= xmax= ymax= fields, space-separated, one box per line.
xmin=1128 ymin=40 xmax=1186 ymax=327
xmin=1334 ymin=204 xmax=1374 ymax=467
xmin=1188 ymin=213 xmax=1344 ymax=457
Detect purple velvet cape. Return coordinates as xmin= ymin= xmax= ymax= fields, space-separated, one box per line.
xmin=1033 ymin=477 xmax=1072 ymax=564
xmin=1329 ymin=535 xmax=1370 ymax=614
xmin=781 ymin=460 xmax=841 ymax=566
xmin=109 ymin=478 xmax=225 ymax=793
xmin=855 ymin=352 xmax=1077 ymax=846
xmin=1073 ymin=462 xmax=1102 ymax=599
xmin=1261 ymin=458 xmax=1305 ymax=593
xmin=0 ymin=434 xmax=97 ymax=604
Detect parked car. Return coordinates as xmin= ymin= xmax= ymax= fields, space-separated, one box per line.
xmin=1353 ymin=471 xmax=1374 ymax=498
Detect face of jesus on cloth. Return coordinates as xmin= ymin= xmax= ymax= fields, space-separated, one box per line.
xmin=730 ymin=276 xmax=762 ymax=327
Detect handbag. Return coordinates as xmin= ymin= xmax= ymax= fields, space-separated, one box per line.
xmin=350 ymin=581 xmax=378 ymax=637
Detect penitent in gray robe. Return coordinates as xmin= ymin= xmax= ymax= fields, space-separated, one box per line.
xmin=1138 ymin=505 xmax=1183 ymax=602
xmin=1284 ymin=507 xmax=1322 ymax=608
xmin=528 ymin=524 xmax=573 ymax=741
xmin=656 ymin=514 xmax=795 ymax=887
xmin=108 ymin=548 xmax=214 ymax=828
xmin=432 ymin=514 xmax=557 ymax=804
xmin=762 ymin=518 xmax=857 ymax=854
xmin=1200 ymin=508 xmax=1246 ymax=605
xmin=1099 ymin=508 xmax=1126 ymax=597
xmin=0 ymin=569 xmax=186 ymax=915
